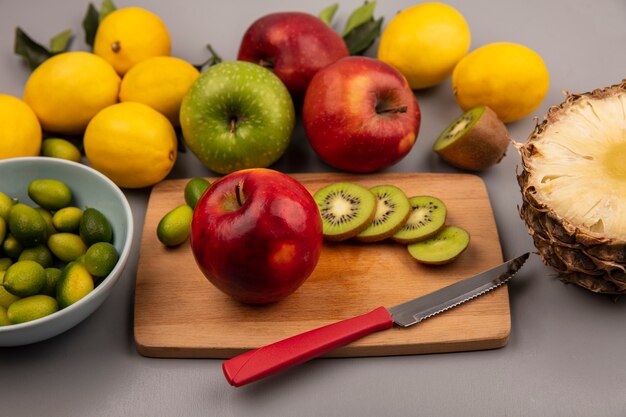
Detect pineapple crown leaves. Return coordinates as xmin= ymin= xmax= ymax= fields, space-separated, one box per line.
xmin=320 ymin=1 xmax=384 ymax=56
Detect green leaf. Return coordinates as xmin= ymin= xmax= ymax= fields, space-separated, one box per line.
xmin=319 ymin=4 xmax=339 ymax=26
xmin=49 ymin=29 xmax=73 ymax=54
xmin=342 ymin=1 xmax=376 ymax=37
xmin=344 ymin=16 xmax=383 ymax=56
xmin=193 ymin=44 xmax=223 ymax=72
xmin=98 ymin=0 xmax=116 ymax=22
xmin=14 ymin=27 xmax=52 ymax=70
xmin=82 ymin=3 xmax=99 ymax=48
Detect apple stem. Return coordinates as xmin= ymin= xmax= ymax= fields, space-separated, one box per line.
xmin=259 ymin=58 xmax=274 ymax=70
xmin=235 ymin=184 xmax=243 ymax=207
xmin=376 ymin=105 xmax=408 ymax=115
xmin=229 ymin=117 xmax=237 ymax=134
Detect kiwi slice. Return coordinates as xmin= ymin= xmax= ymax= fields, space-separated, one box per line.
xmin=432 ymin=106 xmax=510 ymax=171
xmin=314 ymin=182 xmax=376 ymax=241
xmin=355 ymin=185 xmax=411 ymax=243
xmin=392 ymin=196 xmax=446 ymax=244
xmin=407 ymin=226 xmax=470 ymax=265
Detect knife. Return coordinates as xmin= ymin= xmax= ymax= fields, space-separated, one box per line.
xmin=223 ymin=252 xmax=530 ymax=387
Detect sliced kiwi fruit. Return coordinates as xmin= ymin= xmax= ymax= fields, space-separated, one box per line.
xmin=392 ymin=196 xmax=446 ymax=244
xmin=433 ymin=106 xmax=510 ymax=171
xmin=407 ymin=225 xmax=470 ymax=265
xmin=355 ymin=185 xmax=411 ymax=243
xmin=313 ymin=182 xmax=376 ymax=241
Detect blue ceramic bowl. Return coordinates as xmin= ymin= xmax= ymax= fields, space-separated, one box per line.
xmin=0 ymin=157 xmax=133 ymax=346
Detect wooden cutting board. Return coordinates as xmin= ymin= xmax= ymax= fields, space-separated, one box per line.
xmin=134 ymin=173 xmax=508 ymax=358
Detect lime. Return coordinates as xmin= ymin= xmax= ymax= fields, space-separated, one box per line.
xmin=8 ymin=203 xmax=48 ymax=247
xmin=0 ymin=216 xmax=6 ymax=244
xmin=0 ymin=191 xmax=16 ymax=220
xmin=34 ymin=207 xmax=56 ymax=237
xmin=18 ymin=244 xmax=54 ymax=268
xmin=184 ymin=177 xmax=210 ymax=209
xmin=28 ymin=179 xmax=73 ymax=210
xmin=52 ymin=207 xmax=83 ymax=233
xmin=3 ymin=260 xmax=46 ymax=297
xmin=42 ymin=267 xmax=63 ymax=296
xmin=157 ymin=204 xmax=193 ymax=247
xmin=47 ymin=233 xmax=87 ymax=262
xmin=2 ymin=234 xmax=23 ymax=259
xmin=0 ymin=271 xmax=20 ymax=308
xmin=0 ymin=305 xmax=10 ymax=326
xmin=83 ymin=242 xmax=119 ymax=278
xmin=79 ymin=207 xmax=113 ymax=245
xmin=56 ymin=262 xmax=94 ymax=308
xmin=0 ymin=258 xmax=12 ymax=271
xmin=41 ymin=138 xmax=82 ymax=163
xmin=7 ymin=295 xmax=58 ymax=324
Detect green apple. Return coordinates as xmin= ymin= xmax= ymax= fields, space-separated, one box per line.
xmin=180 ymin=61 xmax=295 ymax=174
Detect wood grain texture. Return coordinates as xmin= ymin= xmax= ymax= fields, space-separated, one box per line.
xmin=134 ymin=173 xmax=508 ymax=358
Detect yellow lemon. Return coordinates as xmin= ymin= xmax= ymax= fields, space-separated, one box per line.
xmin=94 ymin=7 xmax=171 ymax=76
xmin=0 ymin=95 xmax=41 ymax=159
xmin=452 ymin=42 xmax=549 ymax=123
xmin=84 ymin=102 xmax=177 ymax=188
xmin=119 ymin=56 xmax=199 ymax=126
xmin=378 ymin=2 xmax=471 ymax=89
xmin=23 ymin=52 xmax=120 ymax=135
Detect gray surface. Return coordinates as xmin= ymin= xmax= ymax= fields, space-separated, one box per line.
xmin=1 ymin=0 xmax=625 ymax=415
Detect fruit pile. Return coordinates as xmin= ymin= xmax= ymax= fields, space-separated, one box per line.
xmin=0 ymin=1 xmax=562 ymax=306
xmin=0 ymin=180 xmax=119 ymax=325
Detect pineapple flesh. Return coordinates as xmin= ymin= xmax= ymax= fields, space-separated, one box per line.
xmin=517 ymin=82 xmax=626 ymax=294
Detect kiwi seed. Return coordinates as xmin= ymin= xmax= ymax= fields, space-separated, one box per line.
xmin=407 ymin=225 xmax=470 ymax=265
xmin=392 ymin=196 xmax=447 ymax=244
xmin=432 ymin=106 xmax=510 ymax=171
xmin=355 ymin=185 xmax=410 ymax=243
xmin=313 ymin=182 xmax=376 ymax=241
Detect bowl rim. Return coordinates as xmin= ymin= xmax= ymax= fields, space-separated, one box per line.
xmin=0 ymin=157 xmax=134 ymax=332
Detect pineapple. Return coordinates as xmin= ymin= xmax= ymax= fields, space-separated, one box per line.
xmin=517 ymin=81 xmax=626 ymax=294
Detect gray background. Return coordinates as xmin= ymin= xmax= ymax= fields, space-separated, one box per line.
xmin=1 ymin=0 xmax=626 ymax=415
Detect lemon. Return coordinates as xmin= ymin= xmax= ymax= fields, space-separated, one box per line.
xmin=378 ymin=2 xmax=471 ymax=89
xmin=84 ymin=102 xmax=177 ymax=188
xmin=119 ymin=56 xmax=199 ymax=126
xmin=0 ymin=306 xmax=10 ymax=326
xmin=52 ymin=207 xmax=83 ymax=233
xmin=18 ymin=244 xmax=54 ymax=268
xmin=157 ymin=204 xmax=193 ymax=247
xmin=42 ymin=267 xmax=62 ymax=296
xmin=48 ymin=233 xmax=87 ymax=263
xmin=0 ymin=271 xmax=20 ymax=308
xmin=0 ymin=95 xmax=42 ymax=159
xmin=94 ymin=7 xmax=171 ymax=76
xmin=23 ymin=51 xmax=120 ymax=135
xmin=8 ymin=203 xmax=48 ymax=248
xmin=28 ymin=179 xmax=73 ymax=211
xmin=452 ymin=42 xmax=550 ymax=123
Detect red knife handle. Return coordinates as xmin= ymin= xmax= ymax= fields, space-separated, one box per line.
xmin=222 ymin=306 xmax=393 ymax=387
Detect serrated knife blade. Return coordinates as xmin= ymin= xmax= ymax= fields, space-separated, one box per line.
xmin=223 ymin=253 xmax=530 ymax=387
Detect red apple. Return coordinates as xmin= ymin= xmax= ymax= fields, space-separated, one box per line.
xmin=237 ymin=12 xmax=349 ymax=103
xmin=190 ymin=169 xmax=323 ymax=305
xmin=303 ymin=56 xmax=421 ymax=172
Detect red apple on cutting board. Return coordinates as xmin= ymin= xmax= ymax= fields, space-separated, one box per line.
xmin=303 ymin=56 xmax=421 ymax=173
xmin=190 ymin=168 xmax=323 ymax=305
xmin=237 ymin=12 xmax=349 ymax=103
